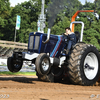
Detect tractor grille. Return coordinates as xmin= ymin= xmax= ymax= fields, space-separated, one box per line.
xmin=29 ymin=36 xmax=34 ymax=49
xmin=34 ymin=36 xmax=40 ymax=49
xmin=29 ymin=35 xmax=40 ymax=50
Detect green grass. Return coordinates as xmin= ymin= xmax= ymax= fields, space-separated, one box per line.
xmin=0 ymin=71 xmax=36 ymax=76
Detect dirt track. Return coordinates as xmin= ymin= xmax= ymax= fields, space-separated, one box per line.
xmin=0 ymin=75 xmax=100 ymax=100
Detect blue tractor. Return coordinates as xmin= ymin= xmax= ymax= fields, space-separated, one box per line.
xmin=7 ymin=8 xmax=100 ymax=86
xmin=7 ymin=20 xmax=100 ymax=86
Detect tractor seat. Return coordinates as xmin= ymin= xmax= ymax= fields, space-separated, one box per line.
xmin=74 ymin=31 xmax=80 ymax=42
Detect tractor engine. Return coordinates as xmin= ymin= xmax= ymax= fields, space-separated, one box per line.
xmin=28 ymin=30 xmax=64 ymax=58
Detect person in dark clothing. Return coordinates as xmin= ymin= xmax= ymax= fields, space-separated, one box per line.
xmin=63 ymin=27 xmax=76 ymax=54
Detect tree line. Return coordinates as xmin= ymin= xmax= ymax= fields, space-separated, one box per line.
xmin=0 ymin=0 xmax=100 ymax=50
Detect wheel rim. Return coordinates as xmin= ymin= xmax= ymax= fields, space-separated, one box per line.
xmin=84 ymin=52 xmax=98 ymax=80
xmin=42 ymin=58 xmax=49 ymax=71
xmin=13 ymin=60 xmax=21 ymax=68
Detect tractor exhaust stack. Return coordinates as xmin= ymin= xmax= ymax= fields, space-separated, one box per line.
xmin=42 ymin=28 xmax=51 ymax=44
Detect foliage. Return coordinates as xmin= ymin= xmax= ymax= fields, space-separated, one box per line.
xmin=0 ymin=71 xmax=36 ymax=76
xmin=0 ymin=0 xmax=100 ymax=50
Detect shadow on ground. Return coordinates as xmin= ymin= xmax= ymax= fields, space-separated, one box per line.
xmin=0 ymin=76 xmax=100 ymax=86
xmin=0 ymin=76 xmax=38 ymax=84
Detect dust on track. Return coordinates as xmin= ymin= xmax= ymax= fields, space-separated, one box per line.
xmin=0 ymin=75 xmax=100 ymax=100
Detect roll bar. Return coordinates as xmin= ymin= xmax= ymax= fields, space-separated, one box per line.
xmin=70 ymin=21 xmax=84 ymax=42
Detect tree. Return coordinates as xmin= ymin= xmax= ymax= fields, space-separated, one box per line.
xmin=51 ymin=16 xmax=70 ymax=35
xmin=83 ymin=28 xmax=100 ymax=50
xmin=0 ymin=0 xmax=11 ymax=19
xmin=0 ymin=0 xmax=11 ymax=39
xmin=7 ymin=0 xmax=41 ymax=43
xmin=73 ymin=1 xmax=100 ymax=50
xmin=0 ymin=0 xmax=100 ymax=52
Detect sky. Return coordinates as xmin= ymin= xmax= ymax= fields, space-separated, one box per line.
xmin=9 ymin=0 xmax=29 ymax=7
xmin=9 ymin=0 xmax=95 ymax=7
xmin=79 ymin=0 xmax=95 ymax=4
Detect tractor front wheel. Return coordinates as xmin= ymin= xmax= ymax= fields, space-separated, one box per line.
xmin=7 ymin=57 xmax=23 ymax=72
xmin=35 ymin=53 xmax=51 ymax=76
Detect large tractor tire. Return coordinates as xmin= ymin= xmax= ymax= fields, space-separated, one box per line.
xmin=7 ymin=57 xmax=23 ymax=72
xmin=68 ymin=43 xmax=100 ymax=86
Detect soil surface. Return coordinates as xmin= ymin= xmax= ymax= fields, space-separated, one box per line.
xmin=0 ymin=75 xmax=100 ymax=100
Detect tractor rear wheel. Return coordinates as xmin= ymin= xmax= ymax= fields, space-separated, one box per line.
xmin=67 ymin=43 xmax=100 ymax=86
